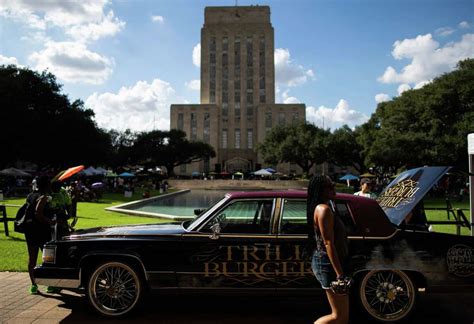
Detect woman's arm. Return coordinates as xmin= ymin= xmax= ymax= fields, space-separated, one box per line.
xmin=315 ymin=205 xmax=344 ymax=277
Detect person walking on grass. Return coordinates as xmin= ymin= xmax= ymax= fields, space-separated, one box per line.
xmin=307 ymin=175 xmax=352 ymax=324
xmin=24 ymin=176 xmax=57 ymax=294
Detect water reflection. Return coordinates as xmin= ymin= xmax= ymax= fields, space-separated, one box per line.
xmin=130 ymin=190 xmax=234 ymax=217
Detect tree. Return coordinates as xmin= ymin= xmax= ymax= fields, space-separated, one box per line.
xmin=0 ymin=65 xmax=111 ymax=168
xmin=107 ymin=129 xmax=137 ymax=168
xmin=327 ymin=125 xmax=365 ymax=172
xmin=359 ymin=59 xmax=474 ymax=171
xmin=133 ymin=129 xmax=216 ymax=177
xmin=257 ymin=123 xmax=330 ymax=175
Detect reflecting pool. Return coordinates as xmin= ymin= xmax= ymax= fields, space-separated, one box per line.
xmin=117 ymin=189 xmax=233 ymax=218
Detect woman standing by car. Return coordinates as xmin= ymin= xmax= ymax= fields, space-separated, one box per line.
xmin=24 ymin=176 xmax=56 ymax=294
xmin=307 ymin=175 xmax=351 ymax=324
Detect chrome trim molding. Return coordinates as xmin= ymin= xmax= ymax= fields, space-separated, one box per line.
xmin=183 ymin=233 xmax=279 ymax=239
xmin=277 ymin=229 xmax=400 ymax=240
xmin=35 ymin=278 xmax=80 ymax=288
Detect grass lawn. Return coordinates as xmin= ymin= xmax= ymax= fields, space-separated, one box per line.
xmin=0 ymin=189 xmax=471 ymax=272
xmin=0 ymin=188 xmax=171 ymax=272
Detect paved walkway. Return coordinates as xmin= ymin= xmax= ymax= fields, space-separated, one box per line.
xmin=0 ymin=272 xmax=81 ymax=323
xmin=1 ymin=271 xmax=473 ymax=324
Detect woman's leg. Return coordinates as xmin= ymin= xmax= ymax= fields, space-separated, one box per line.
xmin=27 ymin=243 xmax=39 ymax=285
xmin=314 ymin=290 xmax=349 ymax=324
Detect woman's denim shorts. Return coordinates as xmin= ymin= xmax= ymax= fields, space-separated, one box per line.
xmin=311 ymin=250 xmax=336 ymax=289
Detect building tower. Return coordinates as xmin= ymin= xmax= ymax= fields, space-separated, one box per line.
xmin=170 ymin=6 xmax=306 ymax=175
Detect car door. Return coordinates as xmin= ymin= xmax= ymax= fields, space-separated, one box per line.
xmin=275 ymin=198 xmax=318 ymax=290
xmin=177 ymin=198 xmax=278 ymax=290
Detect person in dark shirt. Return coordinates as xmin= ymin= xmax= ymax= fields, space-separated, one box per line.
xmin=24 ymin=176 xmax=56 ymax=294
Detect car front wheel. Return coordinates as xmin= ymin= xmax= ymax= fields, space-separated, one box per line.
xmin=87 ymin=261 xmax=142 ymax=317
xmin=359 ymin=270 xmax=416 ymax=322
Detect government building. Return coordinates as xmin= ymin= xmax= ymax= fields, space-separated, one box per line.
xmin=170 ymin=5 xmax=306 ymax=175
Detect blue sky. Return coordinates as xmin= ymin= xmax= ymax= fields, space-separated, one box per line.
xmin=1 ymin=0 xmax=473 ymax=131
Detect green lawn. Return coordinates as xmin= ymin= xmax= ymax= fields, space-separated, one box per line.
xmin=0 ymin=189 xmax=171 ymax=272
xmin=0 ymin=190 xmax=471 ymax=271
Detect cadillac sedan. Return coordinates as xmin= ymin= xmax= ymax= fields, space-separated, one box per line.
xmin=34 ymin=166 xmax=474 ymax=322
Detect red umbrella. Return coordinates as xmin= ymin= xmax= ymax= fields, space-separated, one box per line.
xmin=58 ymin=165 xmax=84 ymax=182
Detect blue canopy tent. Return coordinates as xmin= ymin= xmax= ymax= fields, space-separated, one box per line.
xmin=118 ymin=172 xmax=135 ymax=177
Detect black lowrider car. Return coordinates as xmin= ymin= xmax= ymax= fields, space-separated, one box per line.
xmin=34 ymin=167 xmax=474 ymax=321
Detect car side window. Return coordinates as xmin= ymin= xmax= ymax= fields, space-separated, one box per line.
xmin=280 ymin=199 xmax=307 ymax=234
xmin=334 ymin=201 xmax=358 ymax=235
xmin=279 ymin=199 xmax=358 ymax=235
xmin=202 ymin=200 xmax=273 ymax=234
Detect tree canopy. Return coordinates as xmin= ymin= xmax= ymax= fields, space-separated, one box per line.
xmin=0 ymin=65 xmax=111 ymax=169
xmin=360 ymin=59 xmax=474 ymax=171
xmin=132 ymin=129 xmax=216 ymax=177
xmin=257 ymin=123 xmax=331 ymax=175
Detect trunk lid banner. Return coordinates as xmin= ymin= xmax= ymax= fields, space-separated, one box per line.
xmin=377 ymin=166 xmax=451 ymax=225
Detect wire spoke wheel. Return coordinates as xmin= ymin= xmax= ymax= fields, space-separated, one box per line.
xmin=88 ymin=262 xmax=141 ymax=317
xmin=360 ymin=270 xmax=416 ymax=322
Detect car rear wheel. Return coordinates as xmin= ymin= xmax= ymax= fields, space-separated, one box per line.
xmin=87 ymin=261 xmax=142 ymax=317
xmin=359 ymin=270 xmax=416 ymax=322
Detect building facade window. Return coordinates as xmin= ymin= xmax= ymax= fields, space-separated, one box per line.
xmin=292 ymin=112 xmax=300 ymax=123
xmin=222 ymin=103 xmax=228 ymax=122
xmin=235 ymin=102 xmax=241 ymax=122
xmin=265 ymin=111 xmax=272 ymax=128
xmin=259 ymin=35 xmax=266 ymax=103
xmin=278 ymin=112 xmax=286 ymax=126
xmin=191 ymin=112 xmax=197 ymax=140
xmin=247 ymin=105 xmax=253 ymax=121
xmin=235 ymin=128 xmax=241 ymax=149
xmin=203 ymin=113 xmax=210 ymax=143
xmin=209 ymin=36 xmax=216 ymax=103
xmin=222 ymin=129 xmax=228 ymax=148
xmin=247 ymin=128 xmax=253 ymax=149
xmin=177 ymin=113 xmax=184 ymax=130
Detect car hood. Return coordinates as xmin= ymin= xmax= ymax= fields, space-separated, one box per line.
xmin=68 ymin=222 xmax=185 ymax=239
xmin=377 ymin=166 xmax=451 ymax=226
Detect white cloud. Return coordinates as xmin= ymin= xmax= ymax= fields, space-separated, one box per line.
xmin=193 ymin=43 xmax=201 ymax=67
xmin=275 ymin=48 xmax=314 ymax=87
xmin=459 ymin=21 xmax=470 ymax=29
xmin=85 ymin=79 xmax=178 ymax=132
xmin=0 ymin=54 xmax=20 ymax=66
xmin=66 ymin=11 xmax=125 ymax=43
xmin=185 ymin=79 xmax=200 ymax=91
xmin=378 ymin=33 xmax=474 ymax=85
xmin=435 ymin=27 xmax=455 ymax=37
xmin=0 ymin=0 xmax=124 ymax=43
xmin=28 ymin=41 xmax=114 ymax=84
xmin=282 ymin=90 xmax=300 ymax=104
xmin=397 ymin=84 xmax=411 ymax=95
xmin=152 ymin=15 xmax=164 ymax=23
xmin=306 ymin=99 xmax=368 ymax=130
xmin=414 ymin=80 xmax=430 ymax=89
xmin=375 ymin=93 xmax=390 ymax=103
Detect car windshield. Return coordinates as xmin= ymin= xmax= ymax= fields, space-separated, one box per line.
xmin=183 ymin=195 xmax=229 ymax=230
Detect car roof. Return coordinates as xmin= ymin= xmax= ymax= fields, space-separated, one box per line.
xmin=226 ymin=190 xmax=361 ymax=201
xmin=226 ymin=190 xmax=307 ymax=199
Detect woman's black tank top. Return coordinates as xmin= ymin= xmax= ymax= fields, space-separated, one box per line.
xmin=314 ymin=202 xmax=349 ymax=261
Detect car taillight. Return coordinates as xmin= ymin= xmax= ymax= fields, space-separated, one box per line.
xmin=42 ymin=246 xmax=56 ymax=264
